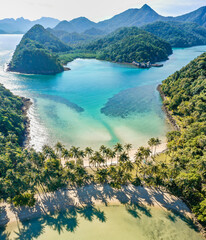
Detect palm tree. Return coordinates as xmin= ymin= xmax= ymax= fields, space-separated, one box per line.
xmin=85 ymin=147 xmax=93 ymax=167
xmin=109 ymin=150 xmax=116 ymax=166
xmin=119 ymin=152 xmax=129 ymax=164
xmin=105 ymin=148 xmax=111 ymax=166
xmin=114 ymin=143 xmax=123 ymax=164
xmin=123 ymin=161 xmax=134 ymax=172
xmin=54 ymin=142 xmax=64 ymax=157
xmin=99 ymin=145 xmax=107 ymax=156
xmin=148 ymin=138 xmax=156 ymax=156
xmin=124 ymin=143 xmax=132 ymax=155
xmin=154 ymin=138 xmax=161 ymax=156
xmin=143 ymin=147 xmax=152 ymax=163
xmin=70 ymin=146 xmax=80 ymax=164
xmin=61 ymin=148 xmax=71 ymax=165
xmin=42 ymin=145 xmax=57 ymax=159
xmin=96 ymin=169 xmax=108 ymax=183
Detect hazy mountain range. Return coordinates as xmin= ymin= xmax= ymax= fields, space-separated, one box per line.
xmin=1 ymin=4 xmax=206 ymax=34
xmin=53 ymin=4 xmax=206 ymax=34
xmin=0 ymin=17 xmax=60 ymax=34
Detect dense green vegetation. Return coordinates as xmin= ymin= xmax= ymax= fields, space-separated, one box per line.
xmin=8 ymin=38 xmax=64 ymax=74
xmin=1 ymin=51 xmax=206 ymax=230
xmin=0 ymin=84 xmax=36 ymax=203
xmin=49 ymin=29 xmax=98 ymax=46
xmin=81 ymin=27 xmax=172 ymax=63
xmin=160 ymin=52 xmax=206 ymax=224
xmin=21 ymin=24 xmax=70 ymax=52
xmin=60 ymin=27 xmax=172 ymax=64
xmin=8 ymin=25 xmax=69 ymax=74
xmin=142 ymin=21 xmax=206 ymax=47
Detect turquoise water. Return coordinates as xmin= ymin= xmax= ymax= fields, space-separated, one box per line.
xmin=0 ymin=35 xmax=206 ymax=150
xmin=2 ymin=205 xmax=204 ymax=240
xmin=0 ymin=36 xmax=205 ymax=240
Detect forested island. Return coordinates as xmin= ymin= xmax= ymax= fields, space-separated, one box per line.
xmin=8 ymin=25 xmax=70 ymax=75
xmin=8 ymin=25 xmax=173 ymax=74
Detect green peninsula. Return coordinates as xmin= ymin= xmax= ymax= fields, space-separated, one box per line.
xmin=60 ymin=27 xmax=172 ymax=64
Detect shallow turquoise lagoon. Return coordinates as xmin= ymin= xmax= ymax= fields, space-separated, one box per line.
xmin=0 ymin=35 xmax=206 ymax=150
xmin=2 ymin=205 xmax=204 ymax=240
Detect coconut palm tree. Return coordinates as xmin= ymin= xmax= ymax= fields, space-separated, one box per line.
xmin=114 ymin=143 xmax=123 ymax=164
xmin=70 ymin=146 xmax=80 ymax=164
xmin=54 ymin=142 xmax=64 ymax=157
xmin=119 ymin=152 xmax=129 ymax=164
xmin=148 ymin=138 xmax=156 ymax=156
xmin=109 ymin=150 xmax=116 ymax=166
xmin=143 ymin=147 xmax=152 ymax=163
xmin=61 ymin=148 xmax=71 ymax=165
xmin=85 ymin=147 xmax=93 ymax=167
xmin=154 ymin=138 xmax=161 ymax=156
xmin=99 ymin=145 xmax=107 ymax=156
xmin=123 ymin=161 xmax=134 ymax=172
xmin=124 ymin=143 xmax=132 ymax=155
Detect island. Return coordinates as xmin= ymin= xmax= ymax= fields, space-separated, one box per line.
xmin=8 ymin=25 xmax=173 ymax=75
xmin=8 ymin=24 xmax=71 ymax=75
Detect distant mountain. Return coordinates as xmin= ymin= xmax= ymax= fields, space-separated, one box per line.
xmin=175 ymin=6 xmax=206 ymax=27
xmin=96 ymin=4 xmax=167 ymax=32
xmin=8 ymin=25 xmax=70 ymax=74
xmin=142 ymin=21 xmax=206 ymax=47
xmin=48 ymin=29 xmax=97 ymax=45
xmin=83 ymin=27 xmax=106 ymax=36
xmin=54 ymin=17 xmax=96 ymax=33
xmin=52 ymin=4 xmax=206 ymax=35
xmin=0 ymin=17 xmax=60 ymax=33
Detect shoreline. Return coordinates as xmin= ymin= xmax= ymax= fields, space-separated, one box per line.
xmin=21 ymin=96 xmax=32 ymax=148
xmin=157 ymin=84 xmax=180 ymax=131
xmin=0 ymin=184 xmax=194 ymax=227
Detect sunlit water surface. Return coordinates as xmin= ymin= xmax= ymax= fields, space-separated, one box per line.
xmin=0 ymin=35 xmax=205 ymax=151
xmin=0 ymin=35 xmax=205 ymax=240
xmin=2 ymin=205 xmax=204 ymax=240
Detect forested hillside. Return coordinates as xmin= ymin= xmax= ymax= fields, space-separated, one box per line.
xmin=8 ymin=25 xmax=67 ymax=74
xmin=142 ymin=21 xmax=206 ymax=47
xmin=160 ymin=52 xmax=206 ymax=223
xmin=62 ymin=27 xmax=172 ymax=64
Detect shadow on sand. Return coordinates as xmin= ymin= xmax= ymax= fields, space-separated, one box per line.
xmin=0 ymin=184 xmax=199 ymax=239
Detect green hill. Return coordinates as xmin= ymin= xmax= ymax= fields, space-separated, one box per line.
xmin=142 ymin=21 xmax=206 ymax=47
xmin=8 ymin=25 xmax=70 ymax=75
xmin=159 ymin=53 xmax=206 ymax=224
xmin=21 ymin=24 xmax=70 ymax=52
xmin=8 ymin=38 xmax=64 ymax=75
xmin=81 ymin=27 xmax=172 ymax=63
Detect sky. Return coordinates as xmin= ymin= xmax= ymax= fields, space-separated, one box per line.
xmin=0 ymin=0 xmax=205 ymax=22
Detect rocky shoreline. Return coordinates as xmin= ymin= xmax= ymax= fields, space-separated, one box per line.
xmin=21 ymin=96 xmax=32 ymax=148
xmin=157 ymin=84 xmax=180 ymax=131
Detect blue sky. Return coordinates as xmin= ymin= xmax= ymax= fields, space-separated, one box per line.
xmin=1 ymin=0 xmax=205 ymax=21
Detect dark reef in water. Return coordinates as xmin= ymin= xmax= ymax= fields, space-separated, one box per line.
xmin=37 ymin=94 xmax=84 ymax=113
xmin=101 ymin=85 xmax=157 ymax=118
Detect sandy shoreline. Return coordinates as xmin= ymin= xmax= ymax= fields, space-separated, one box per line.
xmin=0 ymin=184 xmax=193 ymax=228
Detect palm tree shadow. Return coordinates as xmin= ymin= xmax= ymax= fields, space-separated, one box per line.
xmin=125 ymin=203 xmax=151 ymax=218
xmin=167 ymin=209 xmax=199 ymax=232
xmin=77 ymin=204 xmax=106 ymax=223
xmin=0 ymin=206 xmax=10 ymax=240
